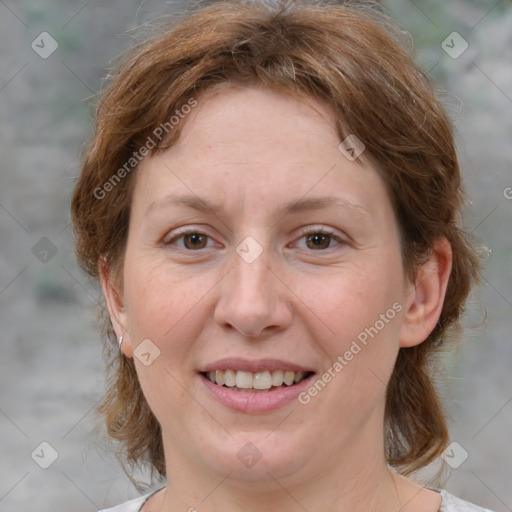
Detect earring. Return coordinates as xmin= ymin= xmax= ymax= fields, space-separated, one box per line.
xmin=118 ymin=335 xmax=124 ymax=348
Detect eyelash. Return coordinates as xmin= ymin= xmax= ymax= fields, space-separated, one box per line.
xmin=163 ymin=227 xmax=346 ymax=252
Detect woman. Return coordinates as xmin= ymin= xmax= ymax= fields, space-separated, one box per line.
xmin=71 ymin=1 xmax=491 ymax=511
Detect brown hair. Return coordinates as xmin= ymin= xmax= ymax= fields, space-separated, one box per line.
xmin=71 ymin=0 xmax=482 ymax=483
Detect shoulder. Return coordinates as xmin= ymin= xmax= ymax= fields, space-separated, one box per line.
xmin=97 ymin=491 xmax=155 ymax=512
xmin=440 ymin=489 xmax=496 ymax=512
xmin=97 ymin=488 xmax=495 ymax=512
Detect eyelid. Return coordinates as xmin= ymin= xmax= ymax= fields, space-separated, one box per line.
xmin=295 ymin=225 xmax=339 ymax=236
xmin=162 ymin=226 xmax=221 ymax=249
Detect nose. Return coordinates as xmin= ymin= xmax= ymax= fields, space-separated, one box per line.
xmin=213 ymin=243 xmax=293 ymax=338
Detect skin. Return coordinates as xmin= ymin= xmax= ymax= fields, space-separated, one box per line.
xmin=102 ymin=84 xmax=452 ymax=512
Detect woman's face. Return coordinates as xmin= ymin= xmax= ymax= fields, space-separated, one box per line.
xmin=113 ymin=85 xmax=416 ymax=488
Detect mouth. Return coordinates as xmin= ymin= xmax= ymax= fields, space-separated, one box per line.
xmin=200 ymin=369 xmax=315 ymax=393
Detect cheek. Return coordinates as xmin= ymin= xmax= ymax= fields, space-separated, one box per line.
xmin=122 ymin=255 xmax=213 ymax=353
xmin=296 ymin=268 xmax=404 ymax=427
xmin=298 ymin=263 xmax=402 ymax=339
xmin=291 ymin=258 xmax=405 ymax=394
xmin=122 ymin=257 xmax=210 ymax=426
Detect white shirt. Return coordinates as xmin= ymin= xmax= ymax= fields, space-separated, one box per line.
xmin=98 ymin=489 xmax=496 ymax=512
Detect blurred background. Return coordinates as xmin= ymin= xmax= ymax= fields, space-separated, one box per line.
xmin=0 ymin=0 xmax=511 ymax=510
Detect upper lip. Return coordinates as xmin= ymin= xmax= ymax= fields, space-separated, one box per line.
xmin=199 ymin=357 xmax=315 ymax=374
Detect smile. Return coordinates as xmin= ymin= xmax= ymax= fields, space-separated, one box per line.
xmin=202 ymin=369 xmax=314 ymax=392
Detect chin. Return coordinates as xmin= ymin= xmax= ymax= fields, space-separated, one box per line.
xmin=199 ymin=433 xmax=315 ymax=487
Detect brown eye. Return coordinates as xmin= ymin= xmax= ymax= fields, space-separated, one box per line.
xmin=182 ymin=233 xmax=208 ymax=250
xmin=164 ymin=229 xmax=215 ymax=250
xmin=305 ymin=232 xmax=334 ymax=250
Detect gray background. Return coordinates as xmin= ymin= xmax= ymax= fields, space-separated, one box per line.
xmin=0 ymin=0 xmax=511 ymax=511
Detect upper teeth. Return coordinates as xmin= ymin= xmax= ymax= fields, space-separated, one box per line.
xmin=205 ymin=369 xmax=307 ymax=389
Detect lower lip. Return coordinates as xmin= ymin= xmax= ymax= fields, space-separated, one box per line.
xmin=199 ymin=373 xmax=316 ymax=413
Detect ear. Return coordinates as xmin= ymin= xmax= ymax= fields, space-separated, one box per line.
xmin=399 ymin=237 xmax=453 ymax=348
xmin=99 ymin=258 xmax=133 ymax=358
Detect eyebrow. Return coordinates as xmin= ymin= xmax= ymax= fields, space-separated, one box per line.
xmin=145 ymin=194 xmax=371 ymax=219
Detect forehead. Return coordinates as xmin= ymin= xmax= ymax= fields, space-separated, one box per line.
xmin=174 ymin=84 xmax=338 ymax=159
xmin=133 ymin=84 xmax=393 ymax=226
